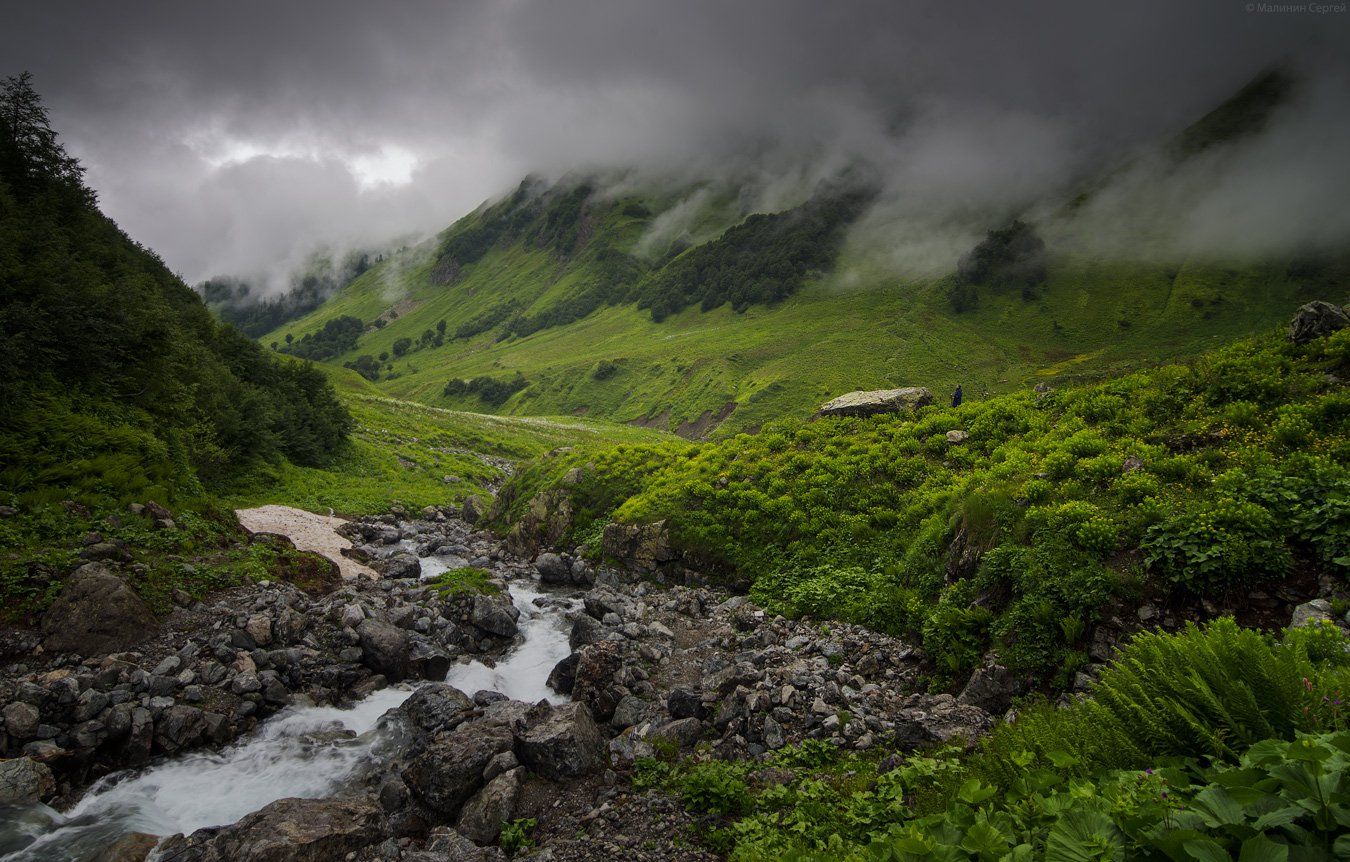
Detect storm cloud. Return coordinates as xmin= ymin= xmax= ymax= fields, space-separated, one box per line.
xmin=5 ymin=0 xmax=1347 ymax=287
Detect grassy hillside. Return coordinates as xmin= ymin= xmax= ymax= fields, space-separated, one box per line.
xmin=264 ymin=221 xmax=1322 ymax=437
xmin=250 ymin=67 xmax=1331 ymax=438
xmin=495 ymin=325 xmax=1350 ymax=684
xmin=221 ymin=365 xmax=672 ymax=515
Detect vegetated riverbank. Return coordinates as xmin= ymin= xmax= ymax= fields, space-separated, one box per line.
xmin=0 ymin=505 xmax=946 ymax=861
xmin=3 ymin=502 xmax=1346 ymax=861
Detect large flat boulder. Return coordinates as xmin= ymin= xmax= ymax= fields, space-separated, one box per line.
xmin=818 ymin=387 xmax=933 ymax=418
xmin=42 ymin=563 xmax=157 ymax=655
xmin=157 ymin=797 xmax=383 ymax=862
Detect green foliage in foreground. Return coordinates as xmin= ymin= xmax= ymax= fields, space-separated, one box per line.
xmin=645 ymin=620 xmax=1350 ymax=861
xmin=497 ymin=330 xmax=1350 ymax=681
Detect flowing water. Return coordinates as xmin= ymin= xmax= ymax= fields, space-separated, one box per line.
xmin=0 ymin=565 xmax=576 ymax=861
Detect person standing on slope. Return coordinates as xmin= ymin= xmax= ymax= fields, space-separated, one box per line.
xmin=951 ymin=385 xmax=963 ymax=408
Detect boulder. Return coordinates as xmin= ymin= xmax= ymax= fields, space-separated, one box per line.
xmin=818 ymin=387 xmax=933 ymax=418
xmin=517 ymin=702 xmax=607 ymax=780
xmin=666 ymin=688 xmax=706 ymax=720
xmin=398 ymin=685 xmax=474 ymax=735
xmin=957 ymin=660 xmax=1021 ymax=714
xmin=356 ymin=618 xmax=412 ymax=681
xmin=375 ymin=552 xmax=422 ymax=580
xmin=456 ymin=767 xmax=524 ymax=844
xmin=91 ymin=832 xmax=159 ymax=862
xmin=1289 ymin=300 xmax=1350 ymax=345
xmin=155 ymin=705 xmax=207 ymax=752
xmin=546 ymin=653 xmax=580 ymax=696
xmin=424 ymin=827 xmax=508 ymax=862
xmin=571 ymin=641 xmax=624 ymax=721
xmin=0 ymin=756 xmax=55 ymax=804
xmin=1291 ymin=598 xmax=1334 ymax=629
xmin=610 ymin=695 xmax=649 ymax=730
xmin=459 ymin=495 xmax=487 ymax=525
xmin=946 ymin=430 xmax=970 ymax=444
xmin=41 ymin=564 xmax=157 ymax=655
xmin=649 ymin=717 xmax=704 ymax=749
xmin=3 ymin=701 xmax=41 ymax=738
xmin=503 ymin=489 xmax=573 ymax=558
xmin=406 ymin=636 xmax=452 ymax=680
xmin=471 ymin=594 xmax=520 ymax=638
xmin=404 ymin=724 xmax=515 ymax=816
xmin=569 ymin=615 xmax=608 ymax=650
xmin=534 ymin=552 xmax=571 ymax=584
xmin=157 ymin=797 xmax=383 ymax=862
xmin=893 ymin=696 xmax=991 ymax=750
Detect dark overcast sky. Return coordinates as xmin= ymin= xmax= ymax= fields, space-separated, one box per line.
xmin=4 ymin=1 xmax=1346 ymax=286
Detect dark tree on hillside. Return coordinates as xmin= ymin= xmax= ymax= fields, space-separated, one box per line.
xmin=956 ymin=220 xmax=1047 ymax=290
xmin=0 ymin=72 xmax=90 ymax=200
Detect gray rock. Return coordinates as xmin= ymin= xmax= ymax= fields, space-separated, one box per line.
xmin=157 ymin=796 xmax=383 ymax=862
xmin=376 ymin=552 xmax=422 ymax=580
xmin=471 ymin=594 xmax=520 ymax=638
xmin=649 ymin=717 xmax=703 ymax=749
xmin=1291 ymin=598 xmax=1334 ymax=629
xmin=534 ymin=553 xmax=571 ymax=584
xmin=546 ymin=653 xmax=579 ymax=696
xmin=3 ymin=701 xmax=40 ymax=738
xmin=404 ymin=724 xmax=515 ymax=816
xmin=569 ymin=614 xmax=608 ymax=650
xmin=957 ymin=660 xmax=1021 ymax=714
xmin=762 ymin=716 xmax=785 ymax=750
xmin=483 ymin=750 xmax=519 ymax=782
xmin=666 ymin=687 xmax=706 ymax=720
xmin=600 ymin=521 xmax=676 ymax=573
xmin=356 ymin=617 xmax=412 ymax=681
xmin=818 ymin=386 xmax=933 ymax=418
xmin=155 ymin=705 xmax=206 ymax=752
xmin=517 ymin=702 xmax=607 ymax=780
xmin=0 ymin=757 xmax=55 ymax=804
xmin=1289 ymin=300 xmax=1350 ymax=345
xmin=425 ymin=827 xmax=507 ymax=862
xmin=610 ymin=695 xmax=649 ymax=730
xmin=41 ymin=564 xmax=158 ymax=655
xmin=456 ymin=767 xmax=523 ymax=844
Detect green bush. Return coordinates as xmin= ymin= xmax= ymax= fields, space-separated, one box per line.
xmin=1141 ymin=498 xmax=1290 ymax=592
xmin=681 ymin=760 xmax=752 ymax=816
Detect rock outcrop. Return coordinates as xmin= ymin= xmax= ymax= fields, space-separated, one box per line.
xmin=1289 ymin=300 xmax=1350 ymax=345
xmin=817 ymin=386 xmax=933 ymax=418
xmin=158 ymin=797 xmax=384 ymax=861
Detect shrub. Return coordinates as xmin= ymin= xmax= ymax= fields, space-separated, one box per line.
xmin=1141 ymin=498 xmax=1290 ymax=592
xmin=681 ymin=760 xmax=751 ymax=816
xmin=428 ymin=566 xmax=497 ymax=596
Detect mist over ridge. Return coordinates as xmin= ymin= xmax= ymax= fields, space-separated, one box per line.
xmin=4 ymin=0 xmax=1347 ymax=290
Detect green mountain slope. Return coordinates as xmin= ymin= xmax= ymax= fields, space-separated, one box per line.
xmin=265 ymin=213 xmax=1322 ymax=437
xmin=0 ymin=73 xmax=351 ymax=508
xmin=256 ymin=67 xmax=1329 ymax=437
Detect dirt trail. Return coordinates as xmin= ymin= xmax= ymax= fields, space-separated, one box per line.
xmin=234 ymin=504 xmax=376 ymax=580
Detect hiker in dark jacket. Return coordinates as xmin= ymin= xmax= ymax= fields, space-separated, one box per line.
xmin=951 ymin=385 xmax=963 ymax=408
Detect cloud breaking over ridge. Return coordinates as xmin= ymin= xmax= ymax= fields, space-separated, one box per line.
xmin=5 ymin=0 xmax=1348 ymax=288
